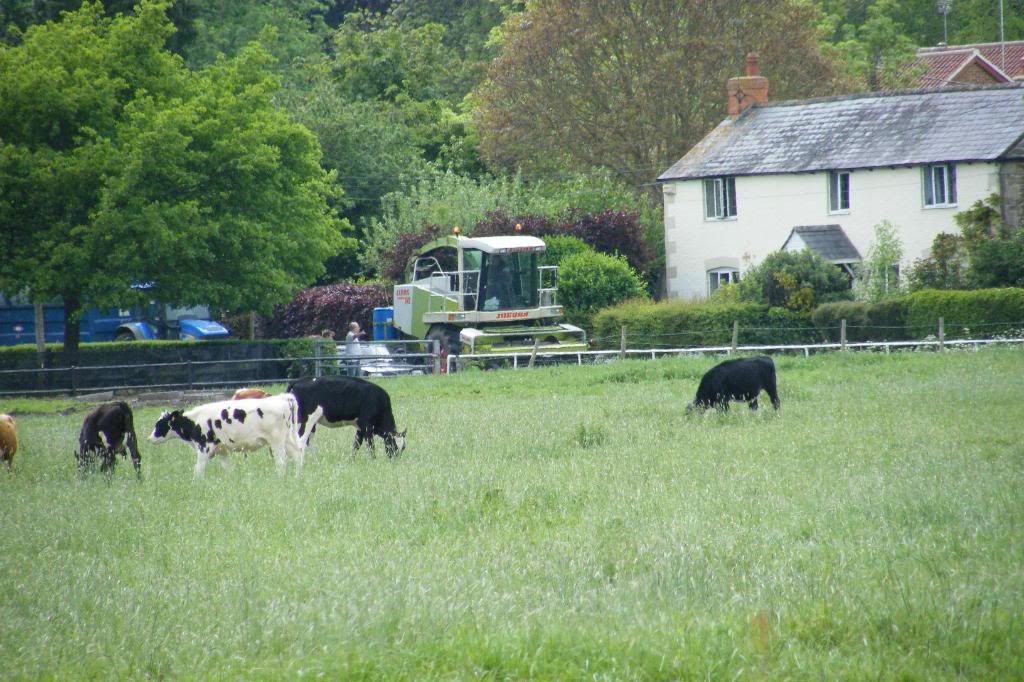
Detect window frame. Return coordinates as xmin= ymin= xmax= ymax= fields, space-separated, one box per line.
xmin=923 ymin=163 xmax=957 ymax=208
xmin=707 ymin=268 xmax=740 ymax=296
xmin=703 ymin=177 xmax=737 ymax=220
xmin=828 ymin=170 xmax=851 ymax=213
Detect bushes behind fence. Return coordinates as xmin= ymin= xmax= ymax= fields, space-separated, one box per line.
xmin=0 ymin=338 xmax=320 ymax=394
xmin=813 ymin=288 xmax=1024 ymax=341
xmin=591 ymin=301 xmax=816 ymax=349
xmin=812 ymin=299 xmax=911 ymax=342
xmin=904 ymin=288 xmax=1024 ymax=338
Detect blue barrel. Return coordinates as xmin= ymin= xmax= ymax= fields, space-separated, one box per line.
xmin=372 ymin=306 xmax=396 ymax=341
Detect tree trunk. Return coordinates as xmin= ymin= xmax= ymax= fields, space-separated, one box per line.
xmin=33 ymin=301 xmax=46 ymax=367
xmin=61 ymin=294 xmax=82 ymax=368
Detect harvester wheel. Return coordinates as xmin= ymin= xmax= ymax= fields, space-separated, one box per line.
xmin=427 ymin=325 xmax=462 ymax=373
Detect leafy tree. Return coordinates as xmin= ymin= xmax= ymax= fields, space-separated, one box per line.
xmin=474 ymin=0 xmax=846 ymax=186
xmin=738 ymin=250 xmax=853 ymax=311
xmin=557 ymin=251 xmax=649 ymax=328
xmin=823 ymin=0 xmax=920 ymax=91
xmin=539 ymin=235 xmax=592 ymax=268
xmin=948 ymin=0 xmax=1024 ymax=45
xmin=0 ymin=1 xmax=344 ymax=363
xmin=855 ymin=220 xmax=904 ymax=302
xmin=956 ymin=195 xmax=1024 ymax=288
xmin=361 ymin=169 xmax=531 ymax=275
xmin=181 ymin=0 xmax=331 ymax=71
xmin=906 ymin=233 xmax=967 ymax=291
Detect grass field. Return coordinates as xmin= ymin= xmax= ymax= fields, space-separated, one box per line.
xmin=1 ymin=348 xmax=1022 ymax=679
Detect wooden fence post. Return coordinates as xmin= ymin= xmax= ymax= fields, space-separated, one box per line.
xmin=432 ymin=339 xmax=441 ymax=375
xmin=620 ymin=326 xmax=627 ymax=360
xmin=841 ymin=319 xmax=847 ymax=351
xmin=731 ymin=320 xmax=739 ymax=353
xmin=528 ymin=339 xmax=538 ymax=368
xmin=938 ymin=317 xmax=945 ymax=351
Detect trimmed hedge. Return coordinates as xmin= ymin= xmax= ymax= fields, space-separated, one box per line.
xmin=904 ymin=288 xmax=1024 ymax=338
xmin=813 ymin=288 xmax=1024 ymax=341
xmin=812 ymin=298 xmax=910 ymax=342
xmin=591 ymin=300 xmax=816 ymax=349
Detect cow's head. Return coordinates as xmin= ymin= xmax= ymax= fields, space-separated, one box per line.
xmin=385 ymin=428 xmax=408 ymax=458
xmin=149 ymin=410 xmax=183 ymax=443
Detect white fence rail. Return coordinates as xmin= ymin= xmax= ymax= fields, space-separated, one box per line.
xmin=446 ymin=336 xmax=1024 ymax=373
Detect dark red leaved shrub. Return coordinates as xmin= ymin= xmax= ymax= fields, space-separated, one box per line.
xmin=265 ymin=283 xmax=393 ymax=339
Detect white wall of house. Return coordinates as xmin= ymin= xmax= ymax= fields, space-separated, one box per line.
xmin=662 ymin=161 xmax=1002 ymax=299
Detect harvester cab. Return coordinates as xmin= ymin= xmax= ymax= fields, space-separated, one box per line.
xmin=391 ymin=232 xmax=586 ymax=355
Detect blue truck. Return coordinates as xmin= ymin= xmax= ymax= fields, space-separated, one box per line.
xmin=0 ymin=294 xmax=230 ymax=346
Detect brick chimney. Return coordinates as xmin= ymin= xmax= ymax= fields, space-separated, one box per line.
xmin=727 ymin=53 xmax=769 ymax=117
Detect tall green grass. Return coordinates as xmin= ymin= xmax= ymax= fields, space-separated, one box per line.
xmin=1 ymin=349 xmax=1022 ymax=679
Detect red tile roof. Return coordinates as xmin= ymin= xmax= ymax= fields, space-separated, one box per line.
xmin=914 ymin=41 xmax=1024 ymax=87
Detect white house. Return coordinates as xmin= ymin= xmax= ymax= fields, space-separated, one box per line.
xmin=657 ymin=54 xmax=1024 ymax=300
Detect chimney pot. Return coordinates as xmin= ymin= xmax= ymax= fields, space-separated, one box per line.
xmin=728 ymin=54 xmax=769 ymax=117
xmin=745 ymin=52 xmax=760 ymax=77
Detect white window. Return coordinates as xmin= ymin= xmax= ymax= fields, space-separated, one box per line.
xmin=703 ymin=177 xmax=737 ymax=219
xmin=828 ymin=171 xmax=850 ymax=212
xmin=923 ymin=163 xmax=957 ymax=207
xmin=708 ymin=268 xmax=740 ymax=295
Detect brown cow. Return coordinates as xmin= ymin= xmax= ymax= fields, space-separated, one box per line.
xmin=232 ymin=388 xmax=270 ymax=400
xmin=0 ymin=414 xmax=17 ymax=470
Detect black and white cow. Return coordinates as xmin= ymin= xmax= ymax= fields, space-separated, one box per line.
xmin=148 ymin=393 xmax=321 ymax=478
xmin=287 ymin=375 xmax=407 ymax=458
xmin=688 ymin=355 xmax=781 ymax=413
xmin=77 ymin=402 xmax=142 ymax=478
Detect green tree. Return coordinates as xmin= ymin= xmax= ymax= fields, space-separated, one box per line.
xmin=0 ymin=1 xmax=344 ymax=363
xmin=474 ymin=0 xmax=846 ymax=186
xmin=738 ymin=250 xmax=853 ymax=311
xmin=824 ymin=0 xmax=920 ymax=91
xmin=906 ymin=233 xmax=968 ymax=291
xmin=557 ymin=251 xmax=648 ymax=328
xmin=539 ymin=235 xmax=592 ymax=269
xmin=855 ymin=220 xmax=904 ymax=302
xmin=180 ymin=0 xmax=331 ymax=71
xmin=956 ymin=195 xmax=1024 ymax=288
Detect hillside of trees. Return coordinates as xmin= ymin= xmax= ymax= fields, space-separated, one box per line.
xmin=2 ymin=0 xmax=1021 ymax=352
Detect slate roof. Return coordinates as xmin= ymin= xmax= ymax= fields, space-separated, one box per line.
xmin=914 ymin=41 xmax=1024 ymax=87
xmin=782 ymin=225 xmax=861 ymax=263
xmin=658 ymin=84 xmax=1024 ymax=182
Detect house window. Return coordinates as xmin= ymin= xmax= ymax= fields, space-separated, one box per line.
xmin=923 ymin=163 xmax=957 ymax=207
xmin=828 ymin=171 xmax=850 ymax=212
xmin=703 ymin=177 xmax=737 ymax=219
xmin=708 ymin=268 xmax=740 ymax=295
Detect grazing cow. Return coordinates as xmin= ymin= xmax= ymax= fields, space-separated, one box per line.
xmin=77 ymin=402 xmax=142 ymax=477
xmin=0 ymin=414 xmax=17 ymax=470
xmin=231 ymin=387 xmax=270 ymax=400
xmin=148 ymin=393 xmax=321 ymax=478
xmin=688 ymin=355 xmax=781 ymax=413
xmin=287 ymin=375 xmax=407 ymax=458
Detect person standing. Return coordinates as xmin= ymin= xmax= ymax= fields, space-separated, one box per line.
xmin=345 ymin=321 xmax=364 ymax=376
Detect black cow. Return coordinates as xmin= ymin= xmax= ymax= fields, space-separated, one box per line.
xmin=287 ymin=376 xmax=407 ymax=458
xmin=77 ymin=401 xmax=142 ymax=477
xmin=688 ymin=355 xmax=781 ymax=413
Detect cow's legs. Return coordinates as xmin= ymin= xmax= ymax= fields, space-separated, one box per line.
xmin=271 ymin=442 xmax=288 ymax=476
xmin=100 ymin=448 xmax=116 ymax=478
xmin=194 ymin=448 xmax=212 ymax=479
xmin=748 ymin=397 xmax=759 ymax=411
xmin=126 ymin=431 xmax=142 ymax=478
xmin=765 ymin=380 xmax=781 ymax=410
xmin=285 ymin=440 xmax=304 ymax=474
xmin=353 ymin=422 xmax=375 ymax=459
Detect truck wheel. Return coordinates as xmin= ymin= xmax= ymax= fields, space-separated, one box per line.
xmin=115 ymin=331 xmax=136 ymax=342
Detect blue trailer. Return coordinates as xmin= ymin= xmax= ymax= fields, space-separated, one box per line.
xmin=0 ymin=294 xmax=229 ymax=346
